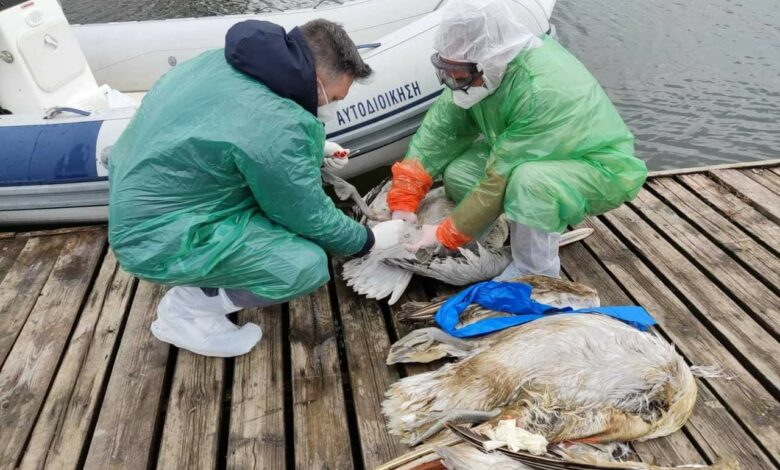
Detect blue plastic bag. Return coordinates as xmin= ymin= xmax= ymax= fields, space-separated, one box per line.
xmin=434 ymin=281 xmax=656 ymax=338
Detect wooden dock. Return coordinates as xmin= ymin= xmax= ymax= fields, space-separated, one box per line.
xmin=0 ymin=161 xmax=778 ymax=469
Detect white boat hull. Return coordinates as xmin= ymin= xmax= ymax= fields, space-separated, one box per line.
xmin=0 ymin=0 xmax=556 ymax=225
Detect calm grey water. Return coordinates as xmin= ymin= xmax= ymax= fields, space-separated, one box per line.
xmin=60 ymin=0 xmax=780 ymax=170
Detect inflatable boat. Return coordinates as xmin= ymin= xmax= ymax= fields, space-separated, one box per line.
xmin=0 ymin=0 xmax=556 ymax=225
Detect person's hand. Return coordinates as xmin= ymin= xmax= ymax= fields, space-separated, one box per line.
xmin=371 ymin=220 xmax=405 ymax=251
xmin=323 ymin=141 xmax=350 ymax=171
xmin=405 ymin=224 xmax=439 ymax=252
xmin=324 ymin=141 xmax=350 ymax=158
xmin=392 ymin=210 xmax=417 ymax=224
xmin=323 ymin=155 xmax=348 ymax=171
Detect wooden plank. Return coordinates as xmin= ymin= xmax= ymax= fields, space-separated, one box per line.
xmin=0 ymin=230 xmax=106 ymax=468
xmin=19 ymin=251 xmax=135 ymax=470
xmin=16 ymin=225 xmax=107 ymax=239
xmin=603 ymin=205 xmax=780 ymax=387
xmin=742 ymin=168 xmax=780 ymax=195
xmin=0 ymin=237 xmax=25 ymax=283
xmin=84 ymin=282 xmax=171 ymax=469
xmin=632 ymin=431 xmax=706 ymax=467
xmin=560 ymin=243 xmax=706 ymax=466
xmin=331 ymin=258 xmax=406 ymax=468
xmin=679 ymin=173 xmax=780 ymax=254
xmin=685 ymin=382 xmax=779 ymax=470
xmin=647 ymin=158 xmax=780 ymax=177
xmin=709 ymin=168 xmax=780 ymax=223
xmin=288 ymin=286 xmax=354 ymax=469
xmin=227 ymin=305 xmax=286 ymax=470
xmin=0 ymin=236 xmax=65 ymax=366
xmin=157 ymin=350 xmax=224 ymax=469
xmin=632 ymin=188 xmax=780 ymax=336
xmin=649 ymin=177 xmax=780 ymax=289
xmin=578 ymin=217 xmax=780 ymax=460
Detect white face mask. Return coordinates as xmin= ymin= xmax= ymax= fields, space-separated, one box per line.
xmin=452 ymin=85 xmax=491 ymax=109
xmin=317 ymin=79 xmax=339 ymax=123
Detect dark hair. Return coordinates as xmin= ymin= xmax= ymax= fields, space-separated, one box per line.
xmin=299 ymin=19 xmax=372 ymax=80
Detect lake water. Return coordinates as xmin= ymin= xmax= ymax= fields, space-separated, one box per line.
xmin=60 ymin=0 xmax=780 ymax=170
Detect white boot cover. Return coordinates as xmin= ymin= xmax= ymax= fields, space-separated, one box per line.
xmin=151 ymin=286 xmax=262 ymax=357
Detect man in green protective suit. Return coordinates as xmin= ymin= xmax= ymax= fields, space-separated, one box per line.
xmin=387 ymin=0 xmax=647 ymax=279
xmin=108 ymin=19 xmax=404 ymax=357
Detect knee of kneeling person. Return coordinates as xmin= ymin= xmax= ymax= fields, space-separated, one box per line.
xmin=443 ymin=162 xmax=476 ymax=203
xmin=295 ymin=244 xmax=330 ymax=292
xmin=509 ymin=165 xmax=555 ymax=198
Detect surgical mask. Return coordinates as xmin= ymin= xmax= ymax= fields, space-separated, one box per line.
xmin=317 ymin=79 xmax=339 ymax=123
xmin=452 ymin=85 xmax=491 ymax=109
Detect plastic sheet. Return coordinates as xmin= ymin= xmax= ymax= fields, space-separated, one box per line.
xmin=435 ymin=281 xmax=657 ymax=338
xmin=387 ymin=159 xmax=433 ymax=212
xmin=109 ymin=48 xmax=367 ymax=300
xmin=405 ymin=36 xmax=647 ymax=245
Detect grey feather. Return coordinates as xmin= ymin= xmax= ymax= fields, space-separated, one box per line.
xmin=342 ymin=181 xmax=593 ymax=304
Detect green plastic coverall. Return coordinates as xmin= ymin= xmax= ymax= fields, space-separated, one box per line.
xmin=108 ymin=49 xmax=368 ymax=301
xmin=393 ymin=36 xmax=648 ymax=248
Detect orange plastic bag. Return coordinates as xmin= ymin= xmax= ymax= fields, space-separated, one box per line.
xmin=387 ymin=159 xmax=433 ymax=213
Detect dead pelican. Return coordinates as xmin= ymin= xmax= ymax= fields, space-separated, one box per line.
xmin=382 ymin=277 xmax=698 ymax=454
xmin=341 ymin=180 xmax=593 ymax=304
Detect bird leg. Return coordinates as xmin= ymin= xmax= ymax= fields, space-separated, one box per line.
xmin=321 ymin=170 xmax=389 ymax=221
xmin=409 ymin=408 xmax=501 ymax=446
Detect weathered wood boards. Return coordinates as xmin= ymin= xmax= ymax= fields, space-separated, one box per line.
xmin=20 ymin=251 xmax=135 ymax=470
xmin=560 ymin=241 xmax=777 ymax=468
xmin=708 ymin=168 xmax=780 ymax=223
xmin=227 ymin=305 xmax=286 ymax=470
xmin=648 ymin=177 xmax=780 ymax=290
xmin=602 ymin=204 xmax=780 ymax=388
xmin=576 ymin=217 xmax=780 ymax=462
xmin=680 ymin=173 xmax=780 ymax=254
xmin=288 ymin=286 xmax=354 ymax=469
xmin=156 ymin=344 xmax=224 ymax=469
xmin=83 ymin=281 xmax=170 ymax=469
xmin=1 ymin=163 xmax=778 ymax=469
xmin=0 ymin=230 xmax=106 ymax=468
xmin=331 ymin=258 xmax=407 ymax=468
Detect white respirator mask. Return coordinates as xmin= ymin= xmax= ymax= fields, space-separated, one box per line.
xmin=317 ymin=79 xmax=339 ymax=123
xmin=452 ymin=85 xmax=491 ymax=109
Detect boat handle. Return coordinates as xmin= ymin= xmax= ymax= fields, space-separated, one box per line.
xmin=356 ymin=43 xmax=382 ymax=50
xmin=44 ymin=107 xmax=92 ymax=119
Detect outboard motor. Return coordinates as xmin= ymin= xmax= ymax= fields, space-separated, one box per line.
xmin=0 ymin=0 xmax=102 ymax=114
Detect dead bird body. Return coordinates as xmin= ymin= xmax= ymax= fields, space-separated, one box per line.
xmin=342 ymin=180 xmax=510 ymax=304
xmin=382 ymin=277 xmax=698 ymax=452
xmin=342 ymin=180 xmax=592 ymax=304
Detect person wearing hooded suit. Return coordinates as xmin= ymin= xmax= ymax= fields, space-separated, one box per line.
xmin=108 ymin=20 xmax=404 ymax=357
xmin=389 ymin=0 xmax=647 ymax=278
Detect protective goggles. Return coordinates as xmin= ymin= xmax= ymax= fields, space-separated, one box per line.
xmin=431 ymin=53 xmax=483 ymax=91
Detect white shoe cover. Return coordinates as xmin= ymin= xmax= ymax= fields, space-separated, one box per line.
xmin=151 ymin=286 xmax=262 ymax=357
xmin=494 ymin=222 xmax=561 ymax=281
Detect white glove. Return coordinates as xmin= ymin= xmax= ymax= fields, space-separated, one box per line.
xmin=323 ymin=141 xmax=350 ymax=171
xmin=371 ymin=220 xmax=405 ymax=251
xmin=323 ymin=155 xmax=348 ymax=171
xmin=324 ymin=141 xmax=349 ymax=158
xmin=404 ymin=224 xmax=439 ymax=252
xmin=392 ymin=210 xmax=417 ymax=224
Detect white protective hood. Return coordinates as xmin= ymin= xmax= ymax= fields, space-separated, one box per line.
xmin=434 ymin=0 xmax=543 ymax=90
